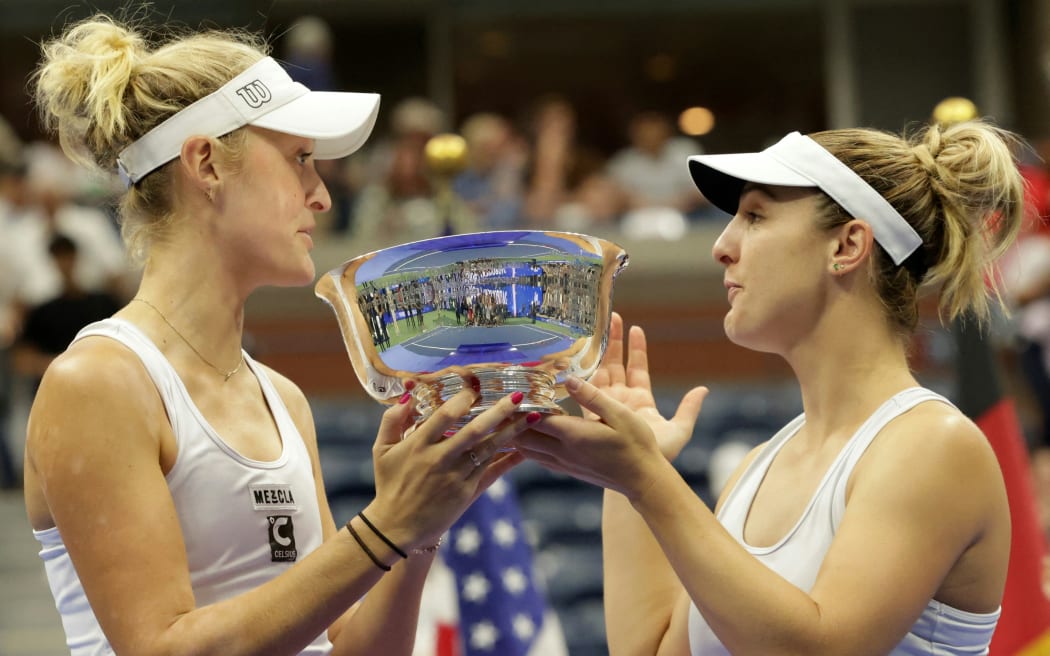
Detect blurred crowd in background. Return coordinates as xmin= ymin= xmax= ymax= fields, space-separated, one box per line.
xmin=281 ymin=12 xmax=725 ymax=243
xmin=0 ymin=14 xmax=730 ymax=485
xmin=3 ymin=11 xmax=1050 ymax=646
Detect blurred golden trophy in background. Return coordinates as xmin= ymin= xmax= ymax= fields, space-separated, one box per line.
xmin=424 ymin=133 xmax=470 ymax=236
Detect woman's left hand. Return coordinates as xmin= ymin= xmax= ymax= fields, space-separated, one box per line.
xmin=513 ymin=372 xmax=706 ymax=501
xmin=588 ymin=314 xmax=708 ymax=461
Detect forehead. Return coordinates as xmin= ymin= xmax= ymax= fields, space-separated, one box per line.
xmin=246 ymin=126 xmax=315 ymax=151
xmin=740 ymin=182 xmax=820 ymax=205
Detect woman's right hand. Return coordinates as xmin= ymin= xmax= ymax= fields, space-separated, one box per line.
xmin=366 ymin=388 xmax=531 ymax=551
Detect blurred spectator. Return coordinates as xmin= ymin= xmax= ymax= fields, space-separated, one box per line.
xmin=605 ymin=110 xmax=715 ymax=239
xmin=453 ymin=112 xmax=528 ymax=230
xmin=552 ymin=171 xmax=626 ymax=233
xmin=999 ymin=138 xmax=1050 ymax=453
xmin=521 ymin=95 xmax=622 ymax=231
xmin=998 ymin=136 xmax=1050 ymax=547
xmin=0 ymin=116 xmax=25 ymax=346
xmin=352 ymin=97 xmax=478 ymax=241
xmin=606 ymin=110 xmax=705 ymax=215
xmin=282 ymin=15 xmax=336 ymax=91
xmin=0 ymin=114 xmax=25 ymax=489
xmin=12 ymin=234 xmax=123 ymax=384
xmin=7 ymin=142 xmax=132 ymax=307
xmin=0 ymin=142 xmax=131 ymax=487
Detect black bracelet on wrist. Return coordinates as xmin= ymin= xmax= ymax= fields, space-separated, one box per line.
xmin=346 ymin=519 xmax=391 ymax=572
xmin=357 ymin=511 xmax=408 ymax=559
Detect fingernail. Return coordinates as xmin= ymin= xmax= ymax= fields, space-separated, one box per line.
xmin=526 ymin=411 xmax=542 ymax=425
xmin=565 ymin=376 xmax=582 ymax=392
xmin=399 ymin=392 xmax=412 ymax=404
xmin=404 ymin=379 xmax=416 ymax=391
xmin=511 ymin=391 xmax=525 ymax=404
xmin=469 ymin=376 xmax=481 ymax=393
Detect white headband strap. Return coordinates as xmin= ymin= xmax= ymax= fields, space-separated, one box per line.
xmin=769 ymin=132 xmax=922 ymax=265
xmin=116 ymin=57 xmax=308 ymax=186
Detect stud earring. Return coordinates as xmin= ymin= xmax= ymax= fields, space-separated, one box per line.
xmin=833 ymin=263 xmax=843 ymax=271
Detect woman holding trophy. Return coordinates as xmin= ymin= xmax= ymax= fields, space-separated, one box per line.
xmin=23 ymin=14 xmax=534 ymax=656
xmin=518 ymin=123 xmax=1024 ymax=654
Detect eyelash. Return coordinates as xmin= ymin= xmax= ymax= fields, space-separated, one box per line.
xmin=297 ymin=152 xmax=313 ymax=166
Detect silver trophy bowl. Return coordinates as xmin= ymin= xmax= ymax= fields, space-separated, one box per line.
xmin=315 ymin=230 xmax=629 ymax=426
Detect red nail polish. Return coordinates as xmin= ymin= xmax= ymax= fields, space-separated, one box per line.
xmin=526 ymin=411 xmax=542 ymax=425
xmin=511 ymin=391 xmax=525 ymax=404
xmin=469 ymin=376 xmax=481 ymax=393
xmin=399 ymin=392 xmax=412 ymax=404
xmin=404 ymin=379 xmax=416 ymax=391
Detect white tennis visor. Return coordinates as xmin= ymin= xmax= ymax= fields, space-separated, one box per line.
xmin=116 ymin=57 xmax=381 ymax=186
xmin=687 ymin=131 xmax=922 ymax=265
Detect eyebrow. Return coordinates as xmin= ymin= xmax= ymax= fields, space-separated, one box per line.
xmin=739 ymin=183 xmax=778 ymax=202
xmin=743 ymin=181 xmax=785 ymax=197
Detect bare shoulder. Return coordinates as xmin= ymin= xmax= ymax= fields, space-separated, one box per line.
xmin=26 ymin=334 xmax=168 ymax=528
xmin=28 ymin=335 xmax=165 ymax=454
xmin=829 ymin=397 xmax=1009 ymax=617
xmin=869 ymin=400 xmax=1001 ymax=481
xmin=852 ymin=398 xmax=1006 ymax=521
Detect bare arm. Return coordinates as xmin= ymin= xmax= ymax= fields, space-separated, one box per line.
xmin=27 ymin=340 xmax=526 ymax=656
xmin=523 ymin=314 xmax=707 ymax=655
xmin=524 ymin=376 xmax=1006 ymax=656
xmin=267 ymin=369 xmax=437 ymax=656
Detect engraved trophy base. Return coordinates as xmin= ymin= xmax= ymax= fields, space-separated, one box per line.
xmin=413 ymin=367 xmax=564 ymax=429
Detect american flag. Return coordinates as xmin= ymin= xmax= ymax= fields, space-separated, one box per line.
xmin=424 ymin=477 xmax=567 ymax=656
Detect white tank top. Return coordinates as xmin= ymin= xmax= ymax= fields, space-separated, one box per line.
xmin=688 ymin=387 xmax=1001 ymax=655
xmin=33 ymin=318 xmax=333 ymax=655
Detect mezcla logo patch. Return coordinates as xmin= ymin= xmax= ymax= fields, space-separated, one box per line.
xmin=250 ymin=483 xmax=297 ymax=511
xmin=267 ymin=515 xmax=297 ymax=562
xmin=235 ymin=80 xmax=272 ymax=109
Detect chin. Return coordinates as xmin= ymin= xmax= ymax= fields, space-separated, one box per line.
xmin=273 ymin=261 xmax=317 ymax=288
xmin=724 ymin=318 xmax=778 ymax=355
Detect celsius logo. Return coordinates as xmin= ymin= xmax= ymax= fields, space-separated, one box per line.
xmin=267 ymin=515 xmax=298 ymax=562
xmin=236 ymin=80 xmax=272 ymax=109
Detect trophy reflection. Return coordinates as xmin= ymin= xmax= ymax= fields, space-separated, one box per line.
xmin=315 ymin=231 xmax=628 ymax=428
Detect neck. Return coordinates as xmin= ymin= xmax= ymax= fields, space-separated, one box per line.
xmin=784 ymin=301 xmax=918 ymax=443
xmin=128 ymin=251 xmax=248 ymax=378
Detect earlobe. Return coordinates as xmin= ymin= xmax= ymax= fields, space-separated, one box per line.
xmin=179 ymin=135 xmax=221 ymax=196
xmin=832 ymin=219 xmax=875 ymax=273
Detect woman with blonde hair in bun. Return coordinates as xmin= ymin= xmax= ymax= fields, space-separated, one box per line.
xmin=25 ymin=14 xmax=534 ymax=656
xmin=517 ymin=121 xmax=1025 ymax=655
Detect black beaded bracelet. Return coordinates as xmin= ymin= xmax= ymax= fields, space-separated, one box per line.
xmin=346 ymin=519 xmax=391 ymax=572
xmin=358 ymin=511 xmax=408 ymax=560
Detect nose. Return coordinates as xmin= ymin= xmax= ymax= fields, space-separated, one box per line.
xmin=711 ymin=220 xmax=736 ymax=266
xmin=305 ymin=165 xmax=332 ymax=212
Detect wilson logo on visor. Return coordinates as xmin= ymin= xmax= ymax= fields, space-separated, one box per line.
xmin=236 ymin=80 xmax=272 ymax=109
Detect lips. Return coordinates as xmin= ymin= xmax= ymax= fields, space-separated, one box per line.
xmin=724 ymin=279 xmax=741 ymax=303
